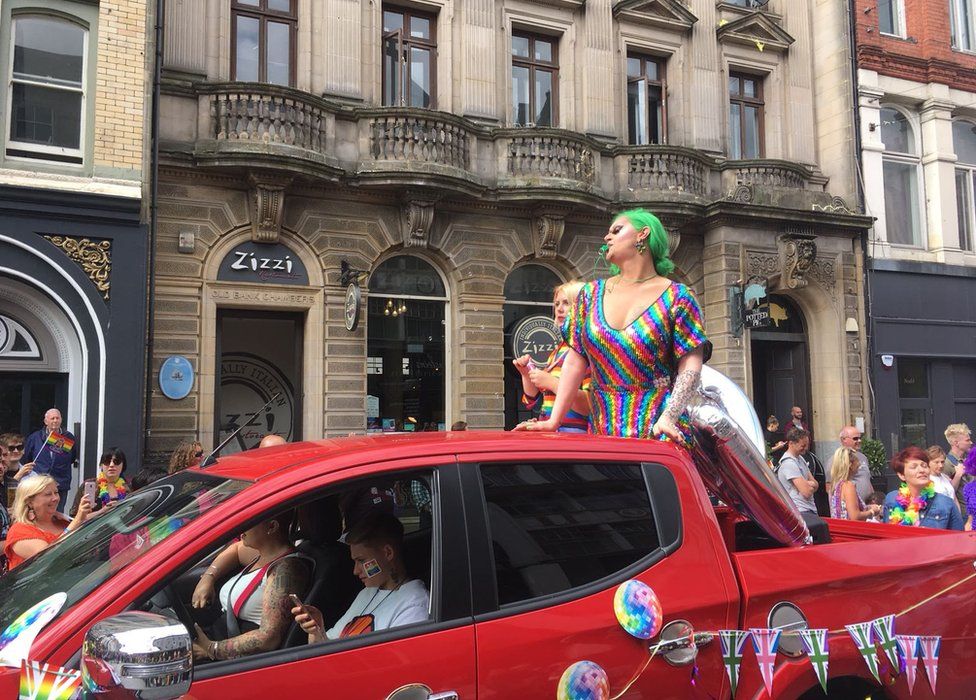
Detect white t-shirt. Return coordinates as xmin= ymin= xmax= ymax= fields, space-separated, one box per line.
xmin=932 ymin=473 xmax=956 ymax=501
xmin=777 ymin=453 xmax=817 ymax=513
xmin=326 ymin=579 xmax=429 ymax=640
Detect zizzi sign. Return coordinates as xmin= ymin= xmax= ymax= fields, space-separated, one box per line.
xmin=511 ymin=315 xmax=560 ymax=367
xmin=217 ymin=242 xmax=309 ymax=286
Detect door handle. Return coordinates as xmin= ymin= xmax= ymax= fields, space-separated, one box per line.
xmin=428 ymin=693 xmax=459 ymax=700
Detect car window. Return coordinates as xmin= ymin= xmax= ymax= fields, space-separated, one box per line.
xmin=479 ymin=462 xmax=660 ymax=607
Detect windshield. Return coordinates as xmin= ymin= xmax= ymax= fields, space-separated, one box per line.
xmin=0 ymin=471 xmax=248 ymax=632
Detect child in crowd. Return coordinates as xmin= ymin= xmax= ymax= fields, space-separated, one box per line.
xmin=864 ymin=491 xmax=885 ymax=523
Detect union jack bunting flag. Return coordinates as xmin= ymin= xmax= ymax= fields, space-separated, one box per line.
xmin=846 ymin=621 xmax=880 ymax=683
xmin=872 ymin=615 xmax=900 ymax=669
xmin=749 ymin=627 xmax=781 ymax=697
xmin=718 ymin=630 xmax=751 ymax=697
xmin=798 ymin=628 xmax=830 ymax=693
xmin=896 ymin=635 xmax=921 ymax=695
xmin=918 ymin=635 xmax=941 ymax=695
xmin=19 ymin=660 xmax=81 ymax=700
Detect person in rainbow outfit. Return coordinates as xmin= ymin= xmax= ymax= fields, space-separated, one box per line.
xmin=513 ymin=281 xmax=592 ymax=433
xmin=517 ymin=208 xmax=708 ymax=443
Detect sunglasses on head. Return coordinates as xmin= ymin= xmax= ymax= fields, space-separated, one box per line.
xmin=7 ymin=444 xmax=23 ymax=451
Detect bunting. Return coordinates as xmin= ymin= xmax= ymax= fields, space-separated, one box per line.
xmin=718 ymin=630 xmax=750 ymax=697
xmin=896 ymin=635 xmax=921 ymax=695
xmin=18 ymin=660 xmax=80 ymax=700
xmin=918 ymin=636 xmax=941 ymax=695
xmin=873 ymin=615 xmax=900 ymax=669
xmin=846 ymin=622 xmax=880 ymax=683
xmin=749 ymin=628 xmax=781 ymax=696
xmin=798 ymin=629 xmax=830 ymax=693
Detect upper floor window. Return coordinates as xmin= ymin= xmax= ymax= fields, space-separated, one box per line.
xmin=878 ymin=0 xmax=906 ymax=37
xmin=626 ymin=53 xmax=666 ymax=145
xmin=728 ymin=71 xmax=763 ymax=159
xmin=231 ymin=0 xmax=296 ymax=86
xmin=880 ymin=106 xmax=923 ymax=247
xmin=953 ymin=120 xmax=976 ymax=252
xmin=726 ymin=0 xmax=768 ymax=7
xmin=7 ymin=15 xmax=86 ymax=164
xmin=511 ymin=32 xmax=557 ymax=127
xmin=951 ymin=0 xmax=974 ymax=51
xmin=382 ymin=6 xmax=436 ymax=108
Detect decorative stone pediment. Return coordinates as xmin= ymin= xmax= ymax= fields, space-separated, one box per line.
xmin=717 ymin=13 xmax=794 ymax=53
xmin=532 ymin=207 xmax=570 ymax=259
xmin=400 ymin=192 xmax=439 ymax=248
xmin=613 ymin=0 xmax=698 ymax=32
xmin=248 ymin=172 xmax=291 ymax=243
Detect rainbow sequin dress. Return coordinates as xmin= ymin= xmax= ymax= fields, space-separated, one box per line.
xmin=564 ymin=279 xmax=708 ymax=441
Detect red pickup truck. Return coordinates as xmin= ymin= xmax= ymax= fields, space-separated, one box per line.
xmin=0 ymin=429 xmax=973 ymax=699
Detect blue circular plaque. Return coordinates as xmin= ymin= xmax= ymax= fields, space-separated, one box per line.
xmin=159 ymin=355 xmax=194 ymax=400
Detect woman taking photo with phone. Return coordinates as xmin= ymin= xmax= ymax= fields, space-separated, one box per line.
xmin=4 ymin=475 xmax=91 ymax=570
xmin=71 ymin=448 xmax=129 ymax=516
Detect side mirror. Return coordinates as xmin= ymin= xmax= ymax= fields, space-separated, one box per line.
xmin=81 ymin=611 xmax=192 ymax=698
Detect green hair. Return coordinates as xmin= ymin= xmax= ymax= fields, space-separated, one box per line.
xmin=619 ymin=208 xmax=675 ymax=276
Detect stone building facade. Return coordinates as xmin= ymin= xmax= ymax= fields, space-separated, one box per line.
xmin=0 ymin=0 xmax=150 ymax=487
xmin=856 ymin=0 xmax=976 ymax=450
xmin=151 ymin=0 xmax=871 ymax=457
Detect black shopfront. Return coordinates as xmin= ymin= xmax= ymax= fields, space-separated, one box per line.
xmin=869 ymin=259 xmax=976 ymax=452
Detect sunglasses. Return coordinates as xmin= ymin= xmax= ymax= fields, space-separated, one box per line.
xmin=6 ymin=444 xmax=24 ymax=451
xmin=194 ymin=450 xmax=204 ymax=458
xmin=103 ymin=457 xmax=124 ymax=466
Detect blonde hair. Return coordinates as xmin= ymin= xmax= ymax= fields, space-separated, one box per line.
xmin=945 ymin=423 xmax=971 ymax=442
xmin=553 ymin=280 xmax=584 ymax=305
xmin=168 ymin=440 xmax=202 ymax=475
xmin=926 ymin=445 xmax=946 ymax=461
xmin=829 ymin=447 xmax=859 ymax=485
xmin=12 ymin=475 xmax=57 ymax=524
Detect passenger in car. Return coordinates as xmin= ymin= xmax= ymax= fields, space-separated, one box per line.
xmin=192 ymin=513 xmax=311 ymax=661
xmin=291 ymin=512 xmax=429 ymax=642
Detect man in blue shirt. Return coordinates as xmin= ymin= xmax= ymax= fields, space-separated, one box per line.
xmin=23 ymin=408 xmax=77 ymax=513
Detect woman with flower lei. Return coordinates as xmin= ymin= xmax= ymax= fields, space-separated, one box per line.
xmin=882 ymin=446 xmax=963 ymax=530
xmin=70 ymin=447 xmax=129 ymax=516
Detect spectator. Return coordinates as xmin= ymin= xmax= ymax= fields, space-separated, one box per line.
xmin=776 ymin=427 xmax=817 ymax=515
xmin=944 ymin=423 xmax=973 ymax=515
xmin=70 ymin=448 xmax=129 ymax=516
xmin=0 ymin=444 xmax=8 ymax=573
xmin=961 ymin=450 xmax=976 ymax=531
xmin=450 ymin=421 xmax=467 ymax=432
xmin=883 ymin=446 xmax=963 ymax=530
xmin=800 ymin=436 xmax=830 ymax=518
xmin=839 ymin=426 xmax=873 ymax=501
xmin=828 ymin=447 xmax=881 ymax=521
xmin=0 ymin=433 xmax=34 ymax=491
xmin=926 ymin=446 xmax=959 ymax=504
xmin=864 ymin=491 xmax=885 ymax=523
xmin=4 ymin=475 xmax=91 ymax=569
xmin=258 ymin=434 xmax=286 ymax=449
xmin=790 ymin=406 xmax=810 ymax=434
xmin=169 ymin=440 xmax=203 ymax=474
xmin=23 ymin=409 xmax=77 ymax=513
xmin=764 ymin=416 xmax=786 ymax=464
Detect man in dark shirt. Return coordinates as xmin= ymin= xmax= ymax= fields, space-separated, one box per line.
xmin=23 ymin=408 xmax=77 ymax=513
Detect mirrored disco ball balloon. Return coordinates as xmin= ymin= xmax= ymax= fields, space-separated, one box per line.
xmin=613 ymin=579 xmax=662 ymax=640
xmin=556 ymin=660 xmax=610 ymax=700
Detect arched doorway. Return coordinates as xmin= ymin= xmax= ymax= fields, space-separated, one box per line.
xmin=750 ymin=295 xmax=812 ymax=439
xmin=503 ymin=264 xmax=562 ymax=429
xmin=367 ymin=255 xmax=448 ymax=432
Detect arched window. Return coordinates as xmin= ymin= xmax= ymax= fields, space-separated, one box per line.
xmin=880 ymin=106 xmax=923 ymax=247
xmin=953 ymin=119 xmax=976 ymax=252
xmin=503 ymin=264 xmax=563 ymax=429
xmin=367 ymin=256 xmax=447 ymax=433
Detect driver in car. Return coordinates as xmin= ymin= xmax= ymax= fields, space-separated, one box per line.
xmin=291 ymin=512 xmax=428 ymax=641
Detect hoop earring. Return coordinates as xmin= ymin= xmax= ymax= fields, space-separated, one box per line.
xmin=635 ymin=239 xmax=647 ymax=254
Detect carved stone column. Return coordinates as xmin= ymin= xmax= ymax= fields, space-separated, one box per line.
xmin=248 ymin=172 xmax=291 ymax=243
xmin=400 ymin=193 xmax=438 ymax=248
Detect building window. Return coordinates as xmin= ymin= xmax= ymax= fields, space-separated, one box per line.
xmin=626 ymin=53 xmax=666 ymax=145
xmin=511 ymin=32 xmax=557 ymax=127
xmin=951 ymin=0 xmax=974 ymax=50
xmin=7 ymin=16 xmax=86 ymax=164
xmin=728 ymin=72 xmax=763 ymax=159
xmin=878 ymin=0 xmax=905 ymax=37
xmin=231 ymin=0 xmax=296 ymax=86
xmin=880 ymin=106 xmax=923 ymax=247
xmin=954 ymin=120 xmax=976 ymax=252
xmin=382 ymin=6 xmax=436 ymax=108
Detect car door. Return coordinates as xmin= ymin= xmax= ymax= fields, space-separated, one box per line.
xmin=463 ymin=453 xmax=739 ymax=699
xmin=170 ymin=461 xmax=476 ymax=700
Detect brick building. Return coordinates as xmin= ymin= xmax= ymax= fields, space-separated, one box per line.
xmin=0 ymin=0 xmax=150 ymax=490
xmin=149 ymin=0 xmax=872 ymax=458
xmin=857 ymin=0 xmax=976 ymax=449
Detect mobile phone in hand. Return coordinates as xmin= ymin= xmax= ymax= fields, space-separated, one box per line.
xmin=288 ymin=593 xmax=305 ymax=612
xmin=83 ymin=479 xmax=97 ymax=504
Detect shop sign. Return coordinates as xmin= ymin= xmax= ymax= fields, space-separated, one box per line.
xmin=218 ymin=353 xmax=296 ymax=453
xmin=344 ymin=283 xmax=362 ymax=332
xmin=158 ymin=355 xmax=194 ymax=400
xmin=217 ymin=242 xmax=309 ymax=286
xmin=512 ymin=314 xmax=560 ymax=366
xmin=743 ymin=278 xmax=771 ymax=330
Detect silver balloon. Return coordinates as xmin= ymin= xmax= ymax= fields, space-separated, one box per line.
xmin=688 ymin=366 xmax=811 ymax=547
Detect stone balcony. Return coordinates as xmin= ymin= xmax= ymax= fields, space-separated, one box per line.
xmin=162 ymin=81 xmax=846 ymax=213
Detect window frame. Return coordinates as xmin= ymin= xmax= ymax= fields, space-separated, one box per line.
xmin=879 ymin=104 xmax=924 ymax=248
xmin=951 ymin=0 xmax=975 ymax=52
xmin=728 ymin=70 xmax=765 ymax=159
xmin=878 ymin=0 xmax=907 ymax=38
xmin=462 ymin=459 xmax=681 ymax=620
xmin=381 ymin=5 xmax=438 ymax=109
xmin=510 ymin=30 xmax=559 ymax=128
xmin=954 ymin=119 xmax=976 ymax=252
xmin=626 ymin=52 xmax=667 ymax=146
xmin=230 ymin=0 xmax=297 ymax=87
xmin=5 ymin=12 xmax=88 ymax=165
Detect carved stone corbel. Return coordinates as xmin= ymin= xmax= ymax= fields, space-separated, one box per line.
xmin=778 ymin=231 xmax=818 ymax=289
xmin=532 ymin=209 xmax=567 ymax=259
xmin=657 ymin=215 xmax=683 ymax=256
xmin=400 ymin=194 xmax=438 ymax=248
xmin=248 ymin=172 xmax=291 ymax=243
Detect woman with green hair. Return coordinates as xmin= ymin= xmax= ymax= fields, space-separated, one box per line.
xmin=515 ymin=208 xmax=708 ymax=443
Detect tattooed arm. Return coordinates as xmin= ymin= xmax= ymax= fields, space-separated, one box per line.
xmin=210 ymin=558 xmax=310 ymax=660
xmin=653 ymin=348 xmax=704 ymax=442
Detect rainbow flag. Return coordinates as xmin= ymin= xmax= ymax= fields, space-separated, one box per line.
xmin=43 ymin=433 xmax=74 ymax=454
xmin=19 ymin=660 xmax=80 ymax=700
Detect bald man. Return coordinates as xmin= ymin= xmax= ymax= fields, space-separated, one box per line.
xmin=839 ymin=426 xmax=873 ymax=501
xmin=23 ymin=408 xmax=78 ymax=513
xmin=258 ymin=434 xmax=287 ymax=449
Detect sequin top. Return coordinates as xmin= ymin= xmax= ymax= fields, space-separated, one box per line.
xmin=564 ymin=279 xmax=707 ymax=441
xmin=521 ymin=341 xmax=592 ymax=431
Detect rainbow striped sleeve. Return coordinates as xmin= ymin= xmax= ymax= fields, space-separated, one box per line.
xmin=672 ymin=284 xmax=707 ymax=360
xmin=521 ymin=391 xmax=542 ymax=409
xmin=563 ymin=282 xmax=592 ymax=357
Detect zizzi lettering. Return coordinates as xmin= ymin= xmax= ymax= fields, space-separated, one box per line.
xmin=230 ymin=251 xmax=294 ymax=274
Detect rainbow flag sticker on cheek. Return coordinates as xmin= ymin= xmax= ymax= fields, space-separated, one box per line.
xmin=0 ymin=593 xmax=68 ymax=668
xmin=364 ymin=559 xmax=382 ymax=578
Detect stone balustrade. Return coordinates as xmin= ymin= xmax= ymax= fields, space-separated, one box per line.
xmin=501 ymin=130 xmax=597 ymax=184
xmin=622 ymin=146 xmax=712 ymax=197
xmin=367 ymin=110 xmax=469 ymax=169
xmin=209 ymin=85 xmax=329 ymax=154
xmin=727 ymin=160 xmax=812 ymax=190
